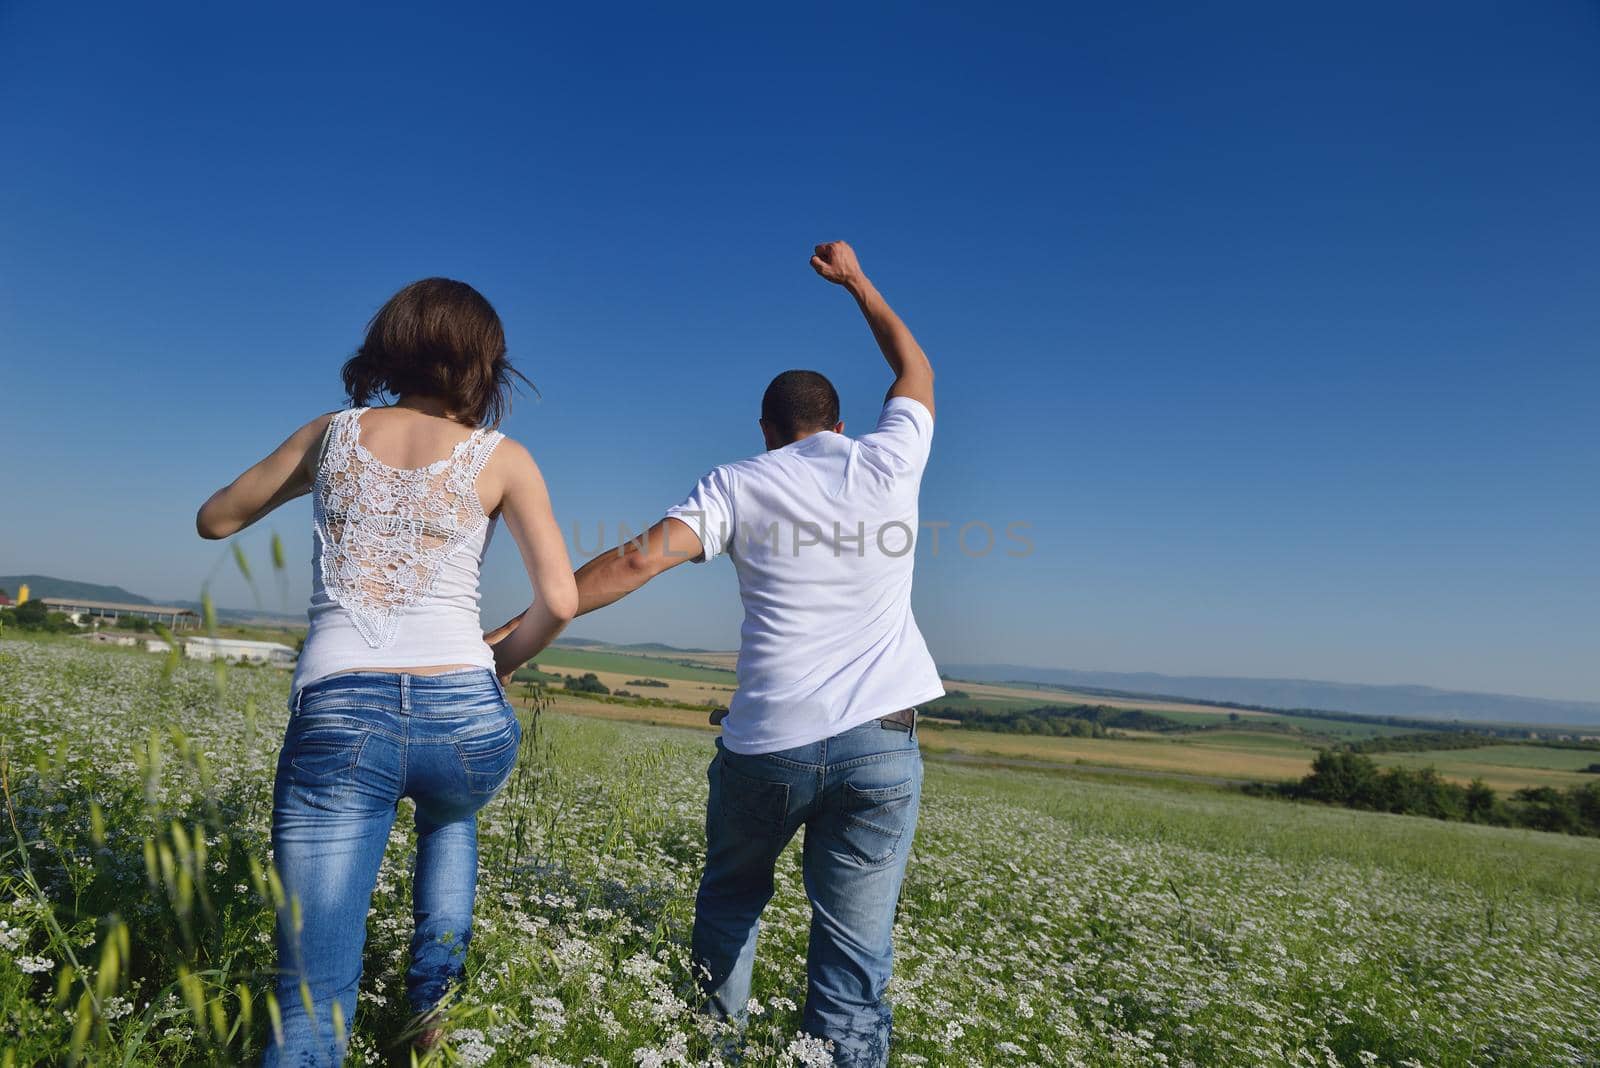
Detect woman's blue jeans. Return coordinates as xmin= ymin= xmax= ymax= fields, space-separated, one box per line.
xmin=693 ymin=717 xmax=923 ymax=1068
xmin=262 ymin=669 xmax=520 ymax=1067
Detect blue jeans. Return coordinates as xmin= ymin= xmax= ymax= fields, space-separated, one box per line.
xmin=693 ymin=717 xmax=923 ymax=1068
xmin=262 ymin=670 xmax=521 ymax=1067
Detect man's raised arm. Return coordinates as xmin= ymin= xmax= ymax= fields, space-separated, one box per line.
xmin=810 ymin=240 xmax=934 ymax=418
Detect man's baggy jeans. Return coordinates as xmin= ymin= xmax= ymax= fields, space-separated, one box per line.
xmin=692 ymin=716 xmax=922 ymax=1067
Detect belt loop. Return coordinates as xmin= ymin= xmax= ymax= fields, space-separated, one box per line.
xmin=293 ymin=687 xmax=303 ymax=715
xmin=910 ymin=707 xmax=918 ymax=739
xmin=400 ymin=673 xmax=410 ymax=715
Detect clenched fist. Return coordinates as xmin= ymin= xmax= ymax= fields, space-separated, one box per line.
xmin=810 ymin=241 xmax=866 ymax=288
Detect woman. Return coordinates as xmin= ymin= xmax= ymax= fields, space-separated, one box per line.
xmin=197 ymin=278 xmax=577 ymax=1064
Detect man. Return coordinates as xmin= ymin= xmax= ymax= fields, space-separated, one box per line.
xmin=494 ymin=241 xmax=941 ymax=1066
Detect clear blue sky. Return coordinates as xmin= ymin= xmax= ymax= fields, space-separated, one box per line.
xmin=2 ymin=2 xmax=1596 ymax=700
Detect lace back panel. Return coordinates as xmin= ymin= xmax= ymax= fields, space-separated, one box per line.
xmin=314 ymin=408 xmax=503 ymax=648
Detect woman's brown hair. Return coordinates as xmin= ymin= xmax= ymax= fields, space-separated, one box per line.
xmin=341 ymin=278 xmax=531 ymax=428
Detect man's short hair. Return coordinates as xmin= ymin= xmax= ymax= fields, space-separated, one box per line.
xmin=761 ymin=369 xmax=840 ymax=444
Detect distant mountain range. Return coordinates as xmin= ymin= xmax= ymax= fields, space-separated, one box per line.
xmin=0 ymin=575 xmax=300 ymax=626
xmin=555 ymin=637 xmax=718 ymax=654
xmin=940 ymin=663 xmax=1600 ymax=729
xmin=0 ymin=575 xmax=155 ymax=604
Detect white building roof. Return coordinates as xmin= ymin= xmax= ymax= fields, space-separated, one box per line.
xmin=43 ymin=597 xmax=198 ymax=616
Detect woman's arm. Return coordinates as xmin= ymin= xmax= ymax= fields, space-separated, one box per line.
xmin=486 ymin=440 xmax=579 ymax=679
xmin=196 ymin=414 xmax=335 ymax=540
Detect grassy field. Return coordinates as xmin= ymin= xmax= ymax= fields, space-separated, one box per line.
xmin=918 ymin=726 xmax=1320 ymax=784
xmin=932 ymin=725 xmax=1591 ymax=793
xmin=206 ymin=623 xmax=305 ymax=645
xmin=2 ymin=638 xmax=1597 ymax=1066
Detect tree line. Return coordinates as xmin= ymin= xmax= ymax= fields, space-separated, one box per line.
xmin=0 ymin=599 xmax=76 ymax=632
xmin=1246 ymin=750 xmax=1600 ymax=837
xmin=928 ymin=701 xmax=1184 ymax=737
xmin=1340 ymin=731 xmax=1503 ymax=755
xmin=1341 ymin=730 xmax=1600 ymax=756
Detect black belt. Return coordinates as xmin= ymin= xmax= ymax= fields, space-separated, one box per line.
xmin=878 ymin=707 xmax=917 ymax=732
xmin=707 ymin=707 xmax=918 ymax=733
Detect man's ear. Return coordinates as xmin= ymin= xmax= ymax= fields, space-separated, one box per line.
xmin=759 ymin=418 xmax=781 ymax=451
xmin=833 ymin=421 xmax=845 ymax=435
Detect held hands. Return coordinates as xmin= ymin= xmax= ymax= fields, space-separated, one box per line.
xmin=810 ymin=241 xmax=867 ymax=289
xmin=484 ymin=615 xmax=521 ymax=648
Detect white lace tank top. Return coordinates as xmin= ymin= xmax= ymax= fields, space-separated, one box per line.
xmin=292 ymin=407 xmax=505 ymax=693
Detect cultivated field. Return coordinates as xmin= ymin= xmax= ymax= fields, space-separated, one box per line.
xmin=2 ymin=638 xmax=1599 ymax=1065
xmin=529 ymin=648 xmax=736 ymax=708
xmin=534 ymin=648 xmax=738 ymax=686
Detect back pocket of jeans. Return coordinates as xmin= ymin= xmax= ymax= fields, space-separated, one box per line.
xmin=285 ymin=728 xmax=366 ymax=806
xmin=455 ymin=712 xmax=521 ymax=795
xmin=838 ymin=779 xmax=914 ymax=866
xmin=718 ymin=757 xmax=791 ymax=831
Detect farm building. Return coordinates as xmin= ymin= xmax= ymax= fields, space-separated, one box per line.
xmin=182 ymin=636 xmax=297 ymax=667
xmin=42 ymin=597 xmax=199 ymax=629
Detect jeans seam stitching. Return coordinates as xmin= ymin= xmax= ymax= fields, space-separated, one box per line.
xmin=398 ymin=712 xmax=409 ymax=789
xmin=830 ymin=750 xmax=916 ymax=772
xmin=732 ymin=753 xmax=818 ymax=773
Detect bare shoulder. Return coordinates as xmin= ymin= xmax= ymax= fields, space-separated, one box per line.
xmin=487 ymin=434 xmax=538 ymax=475
xmin=304 ymin=411 xmax=339 ymax=440
xmin=290 ymin=411 xmax=340 ymax=471
xmin=480 ymin=434 xmax=549 ymax=507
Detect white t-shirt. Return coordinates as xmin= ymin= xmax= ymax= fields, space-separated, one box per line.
xmin=665 ymin=396 xmax=945 ymax=755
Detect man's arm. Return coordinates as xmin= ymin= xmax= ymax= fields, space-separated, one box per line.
xmin=484 ymin=517 xmax=703 ymax=650
xmin=810 ymin=241 xmax=934 ymax=418
xmin=571 ymin=517 xmax=704 ymax=615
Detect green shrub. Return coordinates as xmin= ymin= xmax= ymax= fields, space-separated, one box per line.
xmin=562 ymin=672 xmax=610 ymax=695
xmin=1257 ymin=750 xmax=1600 ymax=837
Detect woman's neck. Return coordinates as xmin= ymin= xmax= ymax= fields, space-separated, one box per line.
xmin=393 ymin=394 xmax=465 ymax=423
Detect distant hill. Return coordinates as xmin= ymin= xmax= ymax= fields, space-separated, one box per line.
xmin=0 ymin=575 xmax=154 ymax=604
xmin=554 ymin=636 xmax=717 ymax=654
xmin=940 ymin=663 xmax=1600 ymax=729
xmin=617 ymin=641 xmax=716 ymax=654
